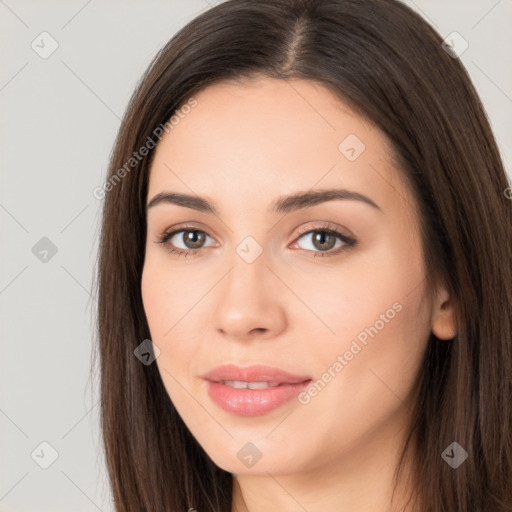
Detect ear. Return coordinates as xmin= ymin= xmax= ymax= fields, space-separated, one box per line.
xmin=431 ymin=286 xmax=457 ymax=340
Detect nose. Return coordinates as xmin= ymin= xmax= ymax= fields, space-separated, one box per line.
xmin=212 ymin=248 xmax=287 ymax=342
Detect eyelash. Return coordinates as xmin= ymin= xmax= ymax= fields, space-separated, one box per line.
xmin=154 ymin=222 xmax=357 ymax=259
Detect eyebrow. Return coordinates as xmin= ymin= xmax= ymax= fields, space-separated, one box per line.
xmin=146 ymin=188 xmax=382 ymax=215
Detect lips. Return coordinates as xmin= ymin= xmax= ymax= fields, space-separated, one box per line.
xmin=202 ymin=364 xmax=313 ymax=416
xmin=202 ymin=364 xmax=312 ymax=385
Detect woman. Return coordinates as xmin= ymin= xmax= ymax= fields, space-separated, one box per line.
xmin=93 ymin=0 xmax=512 ymax=510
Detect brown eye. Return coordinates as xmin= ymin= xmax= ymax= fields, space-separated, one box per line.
xmin=309 ymin=231 xmax=337 ymax=251
xmin=293 ymin=225 xmax=357 ymax=258
xmin=156 ymin=227 xmax=215 ymax=257
xmin=179 ymin=230 xmax=207 ymax=249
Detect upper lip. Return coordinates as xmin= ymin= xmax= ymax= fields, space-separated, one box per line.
xmin=202 ymin=364 xmax=312 ymax=384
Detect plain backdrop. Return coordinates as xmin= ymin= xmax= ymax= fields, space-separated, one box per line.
xmin=1 ymin=1 xmax=511 ymax=511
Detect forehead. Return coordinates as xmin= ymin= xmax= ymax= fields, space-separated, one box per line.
xmin=147 ymin=77 xmax=411 ymax=219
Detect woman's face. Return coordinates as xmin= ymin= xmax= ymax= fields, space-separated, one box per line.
xmin=141 ymin=77 xmax=445 ymax=479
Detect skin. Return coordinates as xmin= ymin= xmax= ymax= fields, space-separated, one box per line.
xmin=141 ymin=77 xmax=457 ymax=512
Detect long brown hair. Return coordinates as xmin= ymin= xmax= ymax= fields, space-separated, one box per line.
xmin=92 ymin=0 xmax=512 ymax=510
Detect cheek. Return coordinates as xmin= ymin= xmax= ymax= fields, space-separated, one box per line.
xmin=141 ymin=262 xmax=199 ymax=419
xmin=141 ymin=257 xmax=201 ymax=374
xmin=293 ymin=280 xmax=429 ymax=457
xmin=299 ymin=232 xmax=430 ymax=413
xmin=141 ymin=254 xmax=199 ymax=338
xmin=295 ymin=233 xmax=425 ymax=344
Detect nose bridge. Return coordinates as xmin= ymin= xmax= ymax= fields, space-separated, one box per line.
xmin=223 ymin=236 xmax=271 ymax=306
xmin=222 ymin=214 xmax=271 ymax=288
xmin=212 ymin=234 xmax=287 ymax=339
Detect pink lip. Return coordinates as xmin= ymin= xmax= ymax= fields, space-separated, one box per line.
xmin=202 ymin=364 xmax=312 ymax=417
xmin=202 ymin=364 xmax=311 ymax=384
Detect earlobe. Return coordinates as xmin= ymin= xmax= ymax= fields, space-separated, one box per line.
xmin=431 ymin=287 xmax=457 ymax=340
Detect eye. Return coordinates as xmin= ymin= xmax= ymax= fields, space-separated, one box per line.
xmin=292 ymin=223 xmax=357 ymax=258
xmin=155 ymin=224 xmax=215 ymax=258
xmin=154 ymin=222 xmax=357 ymax=258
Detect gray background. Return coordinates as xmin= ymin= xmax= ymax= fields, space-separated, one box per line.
xmin=1 ymin=1 xmax=511 ymax=511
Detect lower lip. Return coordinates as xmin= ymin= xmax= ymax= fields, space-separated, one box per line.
xmin=205 ymin=380 xmax=312 ymax=416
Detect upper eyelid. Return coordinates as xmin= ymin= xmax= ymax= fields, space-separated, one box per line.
xmin=162 ymin=223 xmax=214 ymax=240
xmin=295 ymin=221 xmax=353 ymax=237
xmin=160 ymin=222 xmax=350 ymax=236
